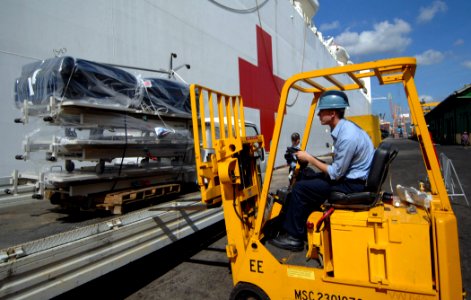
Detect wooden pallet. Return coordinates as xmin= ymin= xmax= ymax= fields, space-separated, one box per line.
xmin=99 ymin=183 xmax=181 ymax=214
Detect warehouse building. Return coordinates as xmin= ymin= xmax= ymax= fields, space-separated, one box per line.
xmin=426 ymin=84 xmax=471 ymax=145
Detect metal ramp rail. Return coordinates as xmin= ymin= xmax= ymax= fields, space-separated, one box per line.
xmin=0 ymin=171 xmax=38 ymax=208
xmin=0 ymin=194 xmax=223 ymax=299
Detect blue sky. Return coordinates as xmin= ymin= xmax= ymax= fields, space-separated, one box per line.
xmin=313 ymin=0 xmax=471 ymax=121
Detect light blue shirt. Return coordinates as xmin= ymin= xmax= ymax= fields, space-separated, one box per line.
xmin=327 ymin=119 xmax=375 ymax=181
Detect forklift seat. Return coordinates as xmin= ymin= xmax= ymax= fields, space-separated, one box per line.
xmin=326 ymin=142 xmax=398 ymax=210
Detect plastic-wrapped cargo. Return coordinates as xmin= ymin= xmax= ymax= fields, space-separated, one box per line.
xmin=13 ymin=57 xmax=196 ymax=174
xmin=142 ymin=78 xmax=192 ymax=116
xmin=12 ymin=57 xmax=198 ymax=209
xmin=14 ymin=56 xmax=192 ymax=117
xmin=15 ymin=56 xmax=141 ymax=110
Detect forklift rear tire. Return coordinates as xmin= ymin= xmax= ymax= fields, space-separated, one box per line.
xmin=230 ymin=282 xmax=269 ymax=300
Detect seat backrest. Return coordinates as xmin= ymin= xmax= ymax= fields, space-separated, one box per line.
xmin=366 ymin=142 xmax=398 ymax=193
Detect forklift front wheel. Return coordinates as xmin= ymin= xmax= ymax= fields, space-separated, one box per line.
xmin=230 ymin=282 xmax=269 ymax=300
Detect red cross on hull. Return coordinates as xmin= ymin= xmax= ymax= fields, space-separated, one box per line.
xmin=239 ymin=25 xmax=285 ymax=151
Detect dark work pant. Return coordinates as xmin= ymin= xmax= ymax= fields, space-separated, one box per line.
xmin=282 ymin=175 xmax=366 ymax=239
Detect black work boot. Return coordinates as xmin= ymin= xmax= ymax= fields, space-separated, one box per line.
xmin=269 ymin=233 xmax=304 ymax=251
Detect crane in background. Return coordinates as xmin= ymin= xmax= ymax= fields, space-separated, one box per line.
xmin=371 ymin=95 xmax=391 ymax=137
xmin=388 ymin=93 xmax=411 ymax=138
xmin=373 ymin=93 xmax=410 ymax=138
xmin=388 ymin=93 xmax=401 ymax=137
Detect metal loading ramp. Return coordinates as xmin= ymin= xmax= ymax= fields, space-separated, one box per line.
xmin=0 ymin=193 xmax=223 ymax=300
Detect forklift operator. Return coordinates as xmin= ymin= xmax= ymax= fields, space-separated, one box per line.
xmin=270 ymin=90 xmax=375 ymax=251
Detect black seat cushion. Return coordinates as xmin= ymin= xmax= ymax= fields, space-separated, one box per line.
xmin=366 ymin=142 xmax=398 ymax=193
xmin=329 ymin=191 xmax=376 ymax=205
xmin=326 ymin=142 xmax=398 ymax=209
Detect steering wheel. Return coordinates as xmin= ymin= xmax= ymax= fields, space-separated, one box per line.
xmin=286 ymin=147 xmax=308 ymax=170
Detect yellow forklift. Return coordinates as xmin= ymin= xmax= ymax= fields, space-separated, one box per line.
xmin=189 ymin=57 xmax=464 ymax=299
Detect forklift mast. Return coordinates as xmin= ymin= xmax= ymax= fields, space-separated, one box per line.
xmin=190 ymin=58 xmax=463 ymax=299
xmin=190 ymin=85 xmax=264 ymax=252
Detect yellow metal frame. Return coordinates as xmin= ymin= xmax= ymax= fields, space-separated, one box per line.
xmin=190 ymin=83 xmax=266 ymax=275
xmin=258 ymin=58 xmax=449 ymax=233
xmin=190 ymin=85 xmax=252 ymax=204
xmin=190 ymin=58 xmax=463 ymax=299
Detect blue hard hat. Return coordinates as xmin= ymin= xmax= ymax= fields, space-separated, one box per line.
xmin=317 ymin=90 xmax=349 ymax=110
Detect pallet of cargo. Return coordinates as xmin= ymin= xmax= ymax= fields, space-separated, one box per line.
xmin=13 ymin=56 xmax=195 ymax=174
xmin=13 ymin=56 xmax=198 ymax=211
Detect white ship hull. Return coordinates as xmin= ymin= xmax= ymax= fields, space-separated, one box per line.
xmin=0 ymin=0 xmax=371 ymax=176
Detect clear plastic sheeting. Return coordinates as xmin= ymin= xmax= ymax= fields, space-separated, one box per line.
xmin=14 ymin=56 xmax=192 ymax=117
xmin=46 ymin=107 xmax=190 ymax=131
xmin=20 ymin=114 xmax=193 ymax=162
xmin=141 ymin=78 xmax=192 ymax=115
xmin=396 ymin=184 xmax=432 ymax=209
